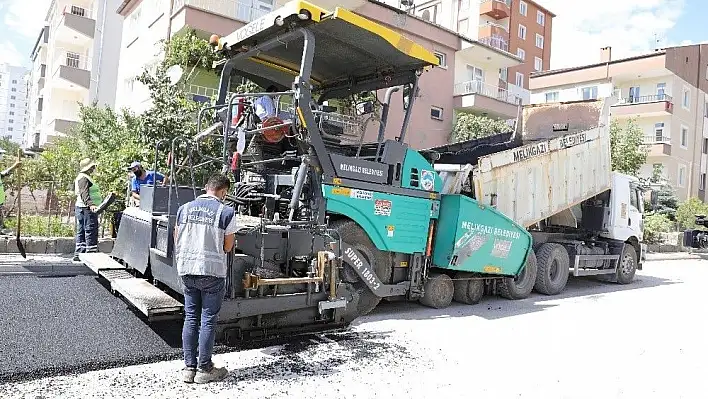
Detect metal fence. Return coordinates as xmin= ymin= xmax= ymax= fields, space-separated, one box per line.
xmin=2 ymin=182 xmax=117 ymax=238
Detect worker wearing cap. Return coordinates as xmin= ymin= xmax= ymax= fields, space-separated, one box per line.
xmin=128 ymin=161 xmax=167 ymax=205
xmin=74 ymin=158 xmax=102 ymax=261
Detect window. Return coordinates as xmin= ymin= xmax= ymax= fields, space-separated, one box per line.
xmin=703 ymin=138 xmax=708 ymax=154
xmin=518 ymin=25 xmax=526 ymax=40
xmin=8 ymin=119 xmax=13 ymax=124
xmin=7 ymin=128 xmax=12 ymax=132
xmin=534 ymin=57 xmax=543 ymax=71
xmin=701 ymin=173 xmax=707 ymax=191
xmin=683 ymin=86 xmax=690 ymax=109
xmin=11 ymin=88 xmax=16 ymax=92
xmin=10 ymin=95 xmax=15 ymax=100
xmin=458 ymin=18 xmax=468 ymax=33
xmin=678 ymin=165 xmax=687 ymax=187
xmin=656 ymin=83 xmax=666 ymax=100
xmin=430 ymin=106 xmax=443 ymax=121
xmin=535 ymin=34 xmax=544 ymax=49
xmin=537 ymin=10 xmax=545 ymax=26
xmin=460 ymin=0 xmax=469 ymax=10
xmin=655 ymin=122 xmax=665 ymax=141
xmin=629 ymin=86 xmax=640 ymax=103
xmin=9 ymin=104 xmax=14 ymax=108
xmin=517 ymin=48 xmax=526 ymax=61
xmin=9 ymin=111 xmax=14 ymax=116
xmin=705 ymin=101 xmax=708 ymax=117
xmin=545 ymin=92 xmax=559 ymax=102
xmin=434 ymin=51 xmax=447 ymax=68
xmin=519 ymin=1 xmax=527 ymax=15
xmin=66 ymin=52 xmax=80 ymax=68
xmin=629 ymin=186 xmax=639 ymax=209
xmin=680 ymin=125 xmax=688 ymax=148
xmin=466 ymin=65 xmax=484 ymax=81
xmin=12 ymin=79 xmax=17 ymax=84
xmin=515 ymin=72 xmax=524 ymax=87
xmin=499 ymin=67 xmax=508 ymax=81
xmin=581 ymin=86 xmax=598 ymax=100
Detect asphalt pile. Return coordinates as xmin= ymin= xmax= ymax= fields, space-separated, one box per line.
xmin=0 ymin=275 xmax=182 ymax=383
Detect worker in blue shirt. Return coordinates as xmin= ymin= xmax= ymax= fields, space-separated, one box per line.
xmin=128 ymin=161 xmax=168 ymax=204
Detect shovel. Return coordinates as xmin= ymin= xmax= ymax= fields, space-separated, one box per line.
xmin=15 ymin=149 xmax=25 ymax=258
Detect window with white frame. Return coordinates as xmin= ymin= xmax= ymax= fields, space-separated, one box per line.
xmin=655 ymin=122 xmax=666 ymax=141
xmin=434 ymin=51 xmax=447 ymax=68
xmin=458 ymin=18 xmax=469 ymax=34
xmin=430 ymin=106 xmax=443 ymax=121
xmin=545 ymin=91 xmax=558 ymax=102
xmin=681 ymin=125 xmax=688 ymax=148
xmin=519 ymin=1 xmax=527 ymax=16
xmin=537 ymin=10 xmax=545 ymax=26
xmin=534 ymin=57 xmax=543 ymax=71
xmin=466 ymin=65 xmax=484 ymax=81
xmin=518 ymin=25 xmax=526 ymax=40
xmin=499 ymin=67 xmax=508 ymax=81
xmin=702 ymin=138 xmax=708 ymax=154
xmin=683 ymin=86 xmax=690 ymax=109
xmin=460 ymin=0 xmax=470 ymax=10
xmin=515 ymin=72 xmax=524 ymax=87
xmin=678 ymin=164 xmax=687 ymax=187
xmin=581 ymin=86 xmax=598 ymax=100
xmin=535 ymin=34 xmax=544 ymax=49
xmin=701 ymin=173 xmax=706 ymax=191
xmin=517 ymin=48 xmax=525 ymax=60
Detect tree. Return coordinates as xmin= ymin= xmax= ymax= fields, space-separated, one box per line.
xmin=675 ymin=197 xmax=708 ymax=230
xmin=452 ymin=113 xmax=513 ymax=142
xmin=610 ymin=117 xmax=648 ymax=176
xmin=642 ymin=164 xmax=679 ymax=220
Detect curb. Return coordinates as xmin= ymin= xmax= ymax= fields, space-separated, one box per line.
xmin=0 ymin=264 xmax=95 ymax=277
xmin=0 ymin=237 xmax=114 ymax=255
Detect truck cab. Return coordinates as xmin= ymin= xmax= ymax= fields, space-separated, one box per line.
xmin=602 ymin=172 xmax=647 ymax=263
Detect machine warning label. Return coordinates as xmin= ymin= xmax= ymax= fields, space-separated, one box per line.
xmin=350 ymin=189 xmax=373 ymax=201
xmin=374 ymin=199 xmax=392 ymax=216
xmin=421 ymin=170 xmax=435 ymax=191
xmin=386 ymin=225 xmax=395 ymax=237
xmin=491 ymin=239 xmax=512 ymax=259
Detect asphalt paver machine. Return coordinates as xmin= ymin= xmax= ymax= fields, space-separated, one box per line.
xmin=83 ymin=1 xmax=532 ymax=344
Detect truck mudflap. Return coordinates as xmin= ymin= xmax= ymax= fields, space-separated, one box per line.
xmin=431 ymin=194 xmax=532 ymax=276
xmin=332 ymin=241 xmax=410 ymax=298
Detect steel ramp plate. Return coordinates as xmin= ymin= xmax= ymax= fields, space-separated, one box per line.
xmin=111 ymin=277 xmax=183 ymax=320
xmin=79 ymin=253 xmax=125 ymax=274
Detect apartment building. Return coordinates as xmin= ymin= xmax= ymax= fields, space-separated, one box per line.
xmin=24 ymin=0 xmax=124 ymax=149
xmin=113 ymin=0 xmax=522 ymax=148
xmin=529 ymin=45 xmax=708 ymax=202
xmin=0 ymin=64 xmax=30 ymax=145
xmin=384 ymin=0 xmax=554 ymax=104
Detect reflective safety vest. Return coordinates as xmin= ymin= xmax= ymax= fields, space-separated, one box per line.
xmin=74 ymin=173 xmax=102 ymax=208
xmin=174 ymin=195 xmax=233 ymax=278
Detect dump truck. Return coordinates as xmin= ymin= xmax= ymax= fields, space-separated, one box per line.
xmin=81 ymin=1 xmax=644 ymax=344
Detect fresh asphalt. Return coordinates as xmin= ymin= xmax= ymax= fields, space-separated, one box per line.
xmin=0 ymin=274 xmax=183 ymax=383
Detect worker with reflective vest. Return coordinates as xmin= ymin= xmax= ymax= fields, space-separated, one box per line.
xmin=0 ymin=159 xmax=21 ymax=231
xmin=73 ymin=158 xmax=102 ymax=261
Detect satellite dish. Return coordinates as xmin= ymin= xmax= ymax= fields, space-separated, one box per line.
xmin=166 ymin=65 xmax=184 ymax=86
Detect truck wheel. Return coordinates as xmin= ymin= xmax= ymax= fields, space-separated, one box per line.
xmin=533 ymin=243 xmax=570 ymax=295
xmin=452 ymin=272 xmax=484 ymax=305
xmin=420 ymin=273 xmax=454 ymax=309
xmin=615 ymin=244 xmax=637 ymax=284
xmin=332 ymin=220 xmax=392 ymax=316
xmin=499 ymin=250 xmax=537 ymax=300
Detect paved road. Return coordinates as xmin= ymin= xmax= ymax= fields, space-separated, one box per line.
xmin=2 ymin=257 xmax=708 ymax=398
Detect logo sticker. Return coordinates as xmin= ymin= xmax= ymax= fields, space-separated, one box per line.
xmin=421 ymin=170 xmax=435 ymax=191
xmin=374 ymin=199 xmax=392 ymax=216
xmin=491 ymin=239 xmax=512 ymax=259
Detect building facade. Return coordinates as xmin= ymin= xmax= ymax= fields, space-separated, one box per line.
xmin=0 ymin=64 xmax=30 ymax=145
xmin=114 ymin=0 xmax=523 ymax=149
xmin=506 ymin=0 xmax=553 ymax=90
xmin=530 ymin=45 xmax=708 ymax=202
xmin=25 ymin=0 xmax=124 ymax=149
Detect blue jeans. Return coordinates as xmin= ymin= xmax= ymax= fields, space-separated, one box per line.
xmin=181 ymin=275 xmax=225 ymax=370
xmin=75 ymin=207 xmax=98 ymax=255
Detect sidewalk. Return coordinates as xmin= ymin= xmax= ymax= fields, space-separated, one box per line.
xmin=0 ymin=254 xmax=92 ymax=277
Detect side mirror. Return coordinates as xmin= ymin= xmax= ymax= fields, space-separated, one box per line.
xmin=355 ymin=100 xmax=374 ymax=116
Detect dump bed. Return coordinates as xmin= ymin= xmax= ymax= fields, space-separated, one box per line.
xmin=472 ymin=98 xmax=614 ymax=228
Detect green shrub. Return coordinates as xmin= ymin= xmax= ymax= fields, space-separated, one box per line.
xmin=643 ymin=213 xmax=673 ymax=244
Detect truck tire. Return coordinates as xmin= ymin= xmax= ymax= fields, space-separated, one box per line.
xmin=452 ymin=272 xmax=484 ymax=305
xmin=332 ymin=220 xmax=392 ymax=316
xmin=533 ymin=243 xmax=570 ymax=295
xmin=420 ymin=273 xmax=454 ymax=309
xmin=499 ymin=250 xmax=537 ymax=300
xmin=615 ymin=244 xmax=638 ymax=284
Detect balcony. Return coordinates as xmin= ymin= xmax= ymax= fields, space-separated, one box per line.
xmin=643 ymin=135 xmax=671 ymax=156
xmin=612 ymin=94 xmax=674 ymax=118
xmin=51 ymin=49 xmax=91 ymax=90
xmin=478 ymin=35 xmax=509 ymax=54
xmin=478 ymin=22 xmax=508 ymax=39
xmin=453 ymin=80 xmax=520 ymax=119
xmin=479 ymin=0 xmax=511 ymax=19
xmin=171 ymin=0 xmax=276 ymax=37
xmin=52 ymin=4 xmax=95 ymax=45
xmin=49 ymin=119 xmax=79 ymax=135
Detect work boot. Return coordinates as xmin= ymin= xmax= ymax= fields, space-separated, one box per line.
xmin=72 ymin=255 xmax=81 ymax=263
xmin=181 ymin=367 xmax=197 ymax=383
xmin=194 ymin=365 xmax=228 ymax=384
